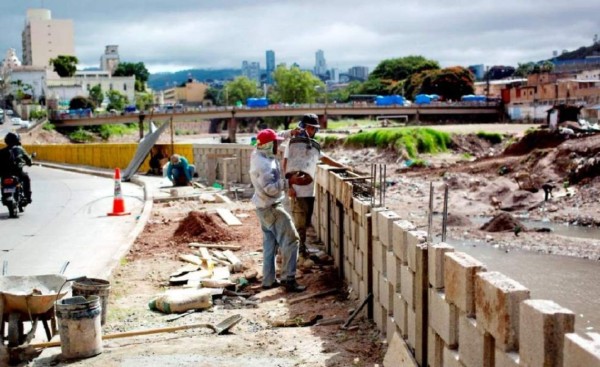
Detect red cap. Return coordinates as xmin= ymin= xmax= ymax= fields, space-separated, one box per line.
xmin=256 ymin=129 xmax=284 ymax=145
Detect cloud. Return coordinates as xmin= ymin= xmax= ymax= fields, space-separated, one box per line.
xmin=1 ymin=0 xmax=597 ymax=74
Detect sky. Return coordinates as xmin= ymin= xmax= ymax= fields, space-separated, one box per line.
xmin=0 ymin=0 xmax=598 ymax=74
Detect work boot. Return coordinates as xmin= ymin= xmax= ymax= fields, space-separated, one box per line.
xmin=261 ymin=280 xmax=281 ymax=290
xmin=283 ymin=279 xmax=306 ymax=293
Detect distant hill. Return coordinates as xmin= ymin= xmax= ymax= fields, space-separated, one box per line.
xmin=148 ymin=69 xmax=241 ymax=90
xmin=556 ymin=42 xmax=600 ymax=61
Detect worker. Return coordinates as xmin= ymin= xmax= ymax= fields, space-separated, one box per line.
xmin=0 ymin=132 xmax=33 ymax=203
xmin=249 ymin=128 xmax=310 ymax=292
xmin=166 ymin=154 xmax=195 ymax=187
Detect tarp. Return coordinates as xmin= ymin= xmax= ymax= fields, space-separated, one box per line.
xmin=122 ymin=122 xmax=170 ymax=181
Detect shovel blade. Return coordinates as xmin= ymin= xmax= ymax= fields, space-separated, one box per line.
xmin=215 ymin=314 xmax=243 ymax=334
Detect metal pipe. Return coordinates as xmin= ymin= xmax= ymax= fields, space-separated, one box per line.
xmin=442 ymin=184 xmax=449 ymax=242
xmin=427 ymin=182 xmax=434 ymax=243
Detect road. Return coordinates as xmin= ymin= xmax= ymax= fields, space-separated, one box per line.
xmin=0 ymin=165 xmax=145 ymax=278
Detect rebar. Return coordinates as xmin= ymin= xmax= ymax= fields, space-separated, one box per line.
xmin=442 ymin=184 xmax=449 ymax=242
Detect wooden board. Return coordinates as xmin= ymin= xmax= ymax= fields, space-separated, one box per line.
xmin=216 ymin=208 xmax=242 ymax=226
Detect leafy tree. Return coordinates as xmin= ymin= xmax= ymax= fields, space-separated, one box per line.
xmin=359 ymin=78 xmax=388 ymax=95
xmin=404 ymin=70 xmax=430 ymax=100
xmin=49 ymin=55 xmax=79 ymax=77
xmin=135 ymin=91 xmax=154 ymax=111
xmin=370 ymin=56 xmax=440 ymax=82
xmin=515 ymin=62 xmax=535 ymax=77
xmin=106 ymin=90 xmax=128 ymax=111
xmin=224 ymin=76 xmax=260 ymax=105
xmin=69 ymin=96 xmax=95 ymax=110
xmin=11 ymin=80 xmax=33 ymax=101
xmin=88 ymin=84 xmax=104 ymax=107
xmin=271 ymin=65 xmax=322 ymax=104
xmin=113 ymin=62 xmax=150 ymax=92
xmin=419 ymin=66 xmax=475 ymax=101
xmin=485 ymin=65 xmax=515 ymax=80
xmin=204 ymin=86 xmax=221 ymax=105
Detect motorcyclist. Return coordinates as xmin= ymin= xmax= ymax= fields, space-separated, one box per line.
xmin=0 ymin=132 xmax=33 ymax=203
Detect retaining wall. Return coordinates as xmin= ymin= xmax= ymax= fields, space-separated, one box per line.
xmin=314 ymin=165 xmax=600 ymax=367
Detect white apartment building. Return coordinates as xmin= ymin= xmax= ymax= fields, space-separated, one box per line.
xmin=22 ymin=8 xmax=75 ymax=67
xmin=46 ymin=71 xmax=135 ymax=106
xmin=100 ymin=45 xmax=120 ymax=74
xmin=8 ymin=66 xmax=57 ymax=101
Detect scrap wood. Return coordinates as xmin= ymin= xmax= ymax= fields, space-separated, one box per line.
xmin=215 ymin=193 xmax=233 ymax=204
xmin=271 ymin=314 xmax=323 ymax=327
xmin=287 ymin=288 xmax=339 ymax=305
xmin=189 ymin=243 xmax=242 ymax=251
xmin=179 ymin=254 xmax=202 ymax=266
xmin=212 ymin=266 xmax=231 ymax=280
xmin=314 ymin=318 xmax=345 ymax=326
xmin=216 ymin=208 xmax=243 ymax=226
xmin=201 ymin=279 xmax=235 ymax=288
xmin=198 ymin=247 xmax=211 ymax=260
xmin=222 ymin=250 xmax=243 ymax=272
xmin=341 ymin=293 xmax=373 ymax=330
xmin=170 ymin=264 xmax=200 ymax=278
xmin=169 ymin=270 xmax=212 ymax=285
xmin=211 ymin=250 xmax=229 ymax=261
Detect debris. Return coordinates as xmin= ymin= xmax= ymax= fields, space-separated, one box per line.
xmin=148 ymin=288 xmax=213 ymax=314
xmin=215 ymin=193 xmax=232 ymax=204
xmin=174 ymin=211 xmax=236 ymax=242
xmin=480 ymin=212 xmax=527 ymax=233
xmin=179 ymin=254 xmax=202 ymax=266
xmin=170 ymin=265 xmax=200 ymax=278
xmin=271 ymin=314 xmax=323 ymax=327
xmin=188 ymin=243 xmax=242 ymax=251
xmin=169 ymin=270 xmax=212 ymax=285
xmin=201 ymin=279 xmax=236 ymax=289
xmin=222 ymin=250 xmax=243 ymax=272
xmin=288 ymin=288 xmax=339 ymax=305
xmin=341 ymin=293 xmax=372 ymax=330
xmin=216 ymin=208 xmax=243 ymax=226
xmin=314 ymin=318 xmax=345 ymax=326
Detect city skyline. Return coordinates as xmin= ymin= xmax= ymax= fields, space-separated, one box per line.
xmin=0 ymin=0 xmax=597 ymax=74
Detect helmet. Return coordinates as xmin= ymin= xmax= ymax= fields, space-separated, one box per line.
xmin=4 ymin=132 xmax=20 ymax=147
xmin=256 ymin=129 xmax=284 ymax=145
xmin=300 ymin=114 xmax=320 ymax=128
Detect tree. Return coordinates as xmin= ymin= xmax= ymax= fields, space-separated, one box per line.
xmin=224 ymin=76 xmax=260 ymax=105
xmin=113 ymin=62 xmax=150 ymax=92
xmin=106 ymin=90 xmax=128 ymax=111
xmin=49 ymin=55 xmax=79 ymax=77
xmin=69 ymin=96 xmax=95 ymax=110
xmin=204 ymin=86 xmax=221 ymax=105
xmin=485 ymin=65 xmax=515 ymax=80
xmin=370 ymin=56 xmax=439 ymax=82
xmin=515 ymin=62 xmax=535 ymax=77
xmin=89 ymin=84 xmax=104 ymax=107
xmin=271 ymin=65 xmax=322 ymax=104
xmin=11 ymin=80 xmax=34 ymax=102
xmin=419 ymin=66 xmax=475 ymax=101
xmin=135 ymin=91 xmax=154 ymax=111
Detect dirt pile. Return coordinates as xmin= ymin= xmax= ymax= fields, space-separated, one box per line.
xmin=480 ymin=212 xmax=526 ymax=232
xmin=174 ymin=211 xmax=236 ymax=242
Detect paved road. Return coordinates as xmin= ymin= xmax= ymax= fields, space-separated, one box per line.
xmin=0 ymin=165 xmax=146 ymax=278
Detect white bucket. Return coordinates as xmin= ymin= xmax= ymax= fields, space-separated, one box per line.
xmin=55 ymin=295 xmax=103 ymax=360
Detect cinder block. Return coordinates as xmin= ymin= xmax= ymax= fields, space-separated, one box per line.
xmin=373 ymin=239 xmax=385 ymax=274
xmin=351 ymin=270 xmax=360 ymax=293
xmin=429 ymin=289 xmax=458 ymax=348
xmin=373 ymin=270 xmax=380 ymax=305
xmin=387 ymin=316 xmax=398 ymax=345
xmin=400 ymin=265 xmax=414 ymax=309
xmin=408 ymin=307 xmax=416 ymax=349
xmin=370 ymin=207 xmax=389 ymax=240
xmin=385 ymin=331 xmax=419 ymax=367
xmin=494 ymin=349 xmax=521 ymax=367
xmin=407 ymin=230 xmax=428 ymax=271
xmin=563 ymin=332 xmax=600 ymax=367
xmin=445 ymin=252 xmax=487 ymax=317
xmin=415 ymin=244 xmax=429 ymax=365
xmin=379 ymin=275 xmax=390 ymax=313
xmin=393 ymin=293 xmax=407 ymax=338
xmin=392 ymin=220 xmax=416 ymax=264
xmin=387 ymin=251 xmax=401 ymax=292
xmin=475 ymin=271 xmax=530 ymax=352
xmin=359 ymin=279 xmax=368 ymax=303
xmin=429 ymin=242 xmax=455 ymax=290
xmin=378 ymin=210 xmax=401 ymax=248
xmin=519 ymin=299 xmax=575 ymax=367
xmin=355 ymin=248 xmax=364 ymax=277
xmin=443 ymin=347 xmax=465 ymax=367
xmin=458 ymin=314 xmax=492 ymax=367
xmin=374 ymin=298 xmax=384 ymax=331
xmin=428 ymin=327 xmax=444 ymax=367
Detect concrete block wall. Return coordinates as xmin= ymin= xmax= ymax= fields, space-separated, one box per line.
xmin=313 ymin=165 xmax=600 ymax=367
xmin=192 ymin=144 xmax=253 ymax=185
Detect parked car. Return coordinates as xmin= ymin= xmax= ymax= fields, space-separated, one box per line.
xmin=11 ymin=117 xmax=31 ymax=129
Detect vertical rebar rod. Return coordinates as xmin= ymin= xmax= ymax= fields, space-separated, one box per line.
xmin=379 ymin=165 xmax=384 ymax=207
xmin=383 ymin=164 xmax=387 ymax=208
xmin=442 ymin=184 xmax=449 ymax=242
xmin=371 ymin=164 xmax=376 ymax=207
xmin=427 ymin=182 xmax=434 ymax=243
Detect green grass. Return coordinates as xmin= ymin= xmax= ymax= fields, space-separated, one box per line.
xmin=344 ymin=127 xmax=451 ymax=158
xmin=314 ymin=135 xmax=342 ymax=149
xmin=94 ymin=123 xmax=138 ymax=140
xmin=461 ymin=152 xmax=473 ymax=160
xmin=476 ymin=131 xmax=504 ymax=144
xmin=42 ymin=122 xmax=56 ymax=131
xmin=325 ymin=118 xmax=375 ymax=130
xmin=68 ymin=128 xmax=94 ymax=143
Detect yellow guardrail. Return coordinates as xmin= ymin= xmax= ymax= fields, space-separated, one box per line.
xmin=2 ymin=143 xmax=194 ymax=172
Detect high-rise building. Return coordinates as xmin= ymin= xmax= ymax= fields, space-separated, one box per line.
xmin=100 ymin=45 xmax=120 ymax=75
xmin=314 ymin=50 xmax=327 ymax=76
xmin=241 ymin=61 xmax=260 ymax=84
xmin=348 ymin=66 xmax=369 ymax=81
xmin=266 ymin=50 xmax=275 ymax=84
xmin=21 ymin=9 xmax=75 ymax=67
xmin=329 ymin=68 xmax=339 ymax=83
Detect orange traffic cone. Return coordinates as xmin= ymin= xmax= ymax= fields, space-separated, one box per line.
xmin=108 ymin=168 xmax=130 ymax=216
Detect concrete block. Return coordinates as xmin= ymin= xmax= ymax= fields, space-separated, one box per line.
xmin=393 ymin=293 xmax=407 ymax=338
xmin=415 ymin=244 xmax=429 ymax=365
xmin=408 ymin=307 xmax=416 ymax=349
xmin=355 ymin=248 xmax=363 ymax=277
xmin=373 ymin=270 xmax=380 ymax=305
xmin=429 ymin=289 xmax=458 ymax=348
xmin=563 ymin=332 xmax=600 ymax=367
xmin=358 ymin=224 xmax=369 ymax=255
xmin=428 ymin=327 xmax=444 ymax=367
xmin=387 ymin=315 xmax=398 ymax=345
xmin=374 ymin=298 xmax=384 ymax=331
xmin=370 ymin=207 xmax=389 ymax=240
xmin=519 ymin=299 xmax=575 ymax=367
xmin=392 ymin=220 xmax=416 ymax=264
xmin=379 ymin=275 xmax=390 ymax=313
xmin=443 ymin=347 xmax=465 ymax=367
xmin=387 ymin=250 xmax=401 ymax=292
xmin=359 ymin=279 xmax=368 ymax=304
xmin=384 ymin=331 xmax=418 ymax=367
xmin=373 ymin=239 xmax=385 ymax=274
xmin=445 ymin=252 xmax=487 ymax=317
xmin=407 ymin=230 xmax=428 ymax=271
xmin=378 ymin=210 xmax=401 ymax=249
xmin=458 ymin=314 xmax=493 ymax=367
xmin=494 ymin=349 xmax=521 ymax=367
xmin=429 ymin=242 xmax=455 ymax=290
xmin=400 ymin=265 xmax=414 ymax=309
xmin=362 ymin=250 xmax=369 ymax=282
xmin=475 ymin=271 xmax=530 ymax=352
xmin=351 ymin=270 xmax=360 ymax=293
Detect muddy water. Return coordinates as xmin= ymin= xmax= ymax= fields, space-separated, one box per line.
xmin=473 ymin=215 xmax=600 ymax=240
xmin=447 ymin=238 xmax=600 ymax=335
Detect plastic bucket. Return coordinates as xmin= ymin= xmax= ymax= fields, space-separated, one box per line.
xmin=55 ymin=295 xmax=103 ymax=360
xmin=72 ymin=278 xmax=111 ymax=325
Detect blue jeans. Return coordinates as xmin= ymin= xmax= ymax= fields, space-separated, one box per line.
xmin=255 ymin=203 xmax=300 ymax=287
xmin=171 ymin=166 xmax=195 ymax=186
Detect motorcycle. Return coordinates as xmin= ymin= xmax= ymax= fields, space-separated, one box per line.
xmin=1 ymin=175 xmax=28 ymax=218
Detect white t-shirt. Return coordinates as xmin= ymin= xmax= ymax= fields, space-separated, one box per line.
xmin=284 ymin=145 xmax=323 ymax=198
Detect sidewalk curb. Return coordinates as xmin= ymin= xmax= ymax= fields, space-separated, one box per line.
xmin=37 ymin=161 xmax=154 ymax=279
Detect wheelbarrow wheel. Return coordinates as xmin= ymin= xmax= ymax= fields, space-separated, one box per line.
xmin=7 ymin=313 xmax=23 ymax=347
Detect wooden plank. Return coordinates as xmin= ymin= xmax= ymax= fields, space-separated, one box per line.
xmin=188 ymin=243 xmax=242 ymax=251
xmin=216 ymin=208 xmax=242 ymax=226
xmin=287 ymin=289 xmax=338 ymax=305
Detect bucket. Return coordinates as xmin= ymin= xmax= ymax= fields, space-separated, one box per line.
xmin=72 ymin=278 xmax=111 ymax=325
xmin=55 ymin=295 xmax=103 ymax=360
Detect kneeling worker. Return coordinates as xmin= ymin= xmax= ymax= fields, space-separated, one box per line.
xmin=166 ymin=154 xmax=195 ymax=186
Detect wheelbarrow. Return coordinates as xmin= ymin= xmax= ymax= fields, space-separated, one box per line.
xmin=0 ymin=274 xmax=71 ymax=347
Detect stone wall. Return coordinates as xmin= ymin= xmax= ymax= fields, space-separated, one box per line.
xmin=314 ymin=165 xmax=600 ymax=367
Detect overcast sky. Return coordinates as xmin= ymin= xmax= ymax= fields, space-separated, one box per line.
xmin=0 ymin=0 xmax=597 ymax=74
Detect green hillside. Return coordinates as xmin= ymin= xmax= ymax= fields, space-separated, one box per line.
xmin=148 ymin=69 xmax=241 ymax=90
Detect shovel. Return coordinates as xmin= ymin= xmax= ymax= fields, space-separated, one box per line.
xmin=29 ymin=314 xmax=243 ymax=349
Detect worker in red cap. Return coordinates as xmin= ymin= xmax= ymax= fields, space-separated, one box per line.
xmin=249 ymin=129 xmax=310 ymax=292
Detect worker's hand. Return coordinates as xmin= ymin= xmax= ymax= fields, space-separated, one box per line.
xmin=288 ymin=188 xmax=297 ymax=198
xmin=288 ymin=172 xmax=313 ymax=186
xmin=291 ymin=127 xmax=302 ymax=137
